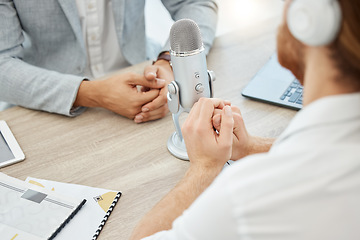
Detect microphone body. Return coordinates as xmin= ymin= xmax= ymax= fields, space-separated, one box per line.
xmin=167 ymin=19 xmax=215 ymax=160
xmin=170 ymin=48 xmax=211 ymax=109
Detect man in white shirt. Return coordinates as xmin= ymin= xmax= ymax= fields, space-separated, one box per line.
xmin=0 ymin=0 xmax=217 ymax=123
xmin=130 ymin=0 xmax=360 ymax=239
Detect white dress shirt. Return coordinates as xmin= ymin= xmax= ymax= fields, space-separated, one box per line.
xmin=75 ymin=0 xmax=130 ymax=79
xmin=145 ymin=92 xmax=360 ymax=240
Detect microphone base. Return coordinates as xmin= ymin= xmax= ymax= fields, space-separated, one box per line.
xmin=167 ymin=132 xmax=189 ymax=161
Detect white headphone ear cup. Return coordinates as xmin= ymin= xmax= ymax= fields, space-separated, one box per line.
xmin=287 ymin=0 xmax=342 ymax=46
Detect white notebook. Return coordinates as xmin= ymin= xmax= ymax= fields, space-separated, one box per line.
xmin=0 ymin=173 xmax=86 ymax=240
xmin=26 ymin=177 xmax=121 ymax=240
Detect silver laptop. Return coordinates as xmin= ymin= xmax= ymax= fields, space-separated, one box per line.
xmin=242 ymin=53 xmax=303 ymax=110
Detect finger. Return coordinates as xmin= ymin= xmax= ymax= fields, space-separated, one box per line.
xmin=188 ymin=98 xmax=230 ymax=134
xmin=144 ymin=65 xmax=158 ymax=80
xmin=213 ymin=106 xmax=241 ymax=130
xmin=207 ymin=98 xmax=231 ymax=110
xmin=213 ymin=108 xmax=222 ymax=115
xmin=231 ymin=106 xmax=241 ymax=115
xmin=224 ymin=100 xmax=232 ymax=106
xmin=213 ymin=112 xmax=244 ymax=138
xmin=130 ymin=73 xmax=165 ymax=89
xmin=136 ymin=89 xmax=161 ymax=106
xmin=231 ymin=107 xmax=245 ymax=139
xmin=134 ymin=104 xmax=169 ymax=123
xmin=141 ymin=89 xmax=167 ymax=112
xmin=185 ymin=98 xmax=227 ymax=124
xmin=185 ymin=97 xmax=227 ymax=126
xmin=233 ymin=113 xmax=245 ymax=140
xmin=197 ymin=98 xmax=225 ymax=122
xmin=218 ymin=105 xmax=234 ymax=146
xmin=183 ymin=101 xmax=201 ymax=130
xmin=212 ymin=114 xmax=221 ymax=131
xmin=215 ymin=106 xmax=239 ymax=116
xmin=213 ymin=109 xmax=222 ymax=123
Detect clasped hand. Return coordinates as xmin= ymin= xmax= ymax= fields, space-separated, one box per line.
xmin=77 ymin=59 xmax=174 ymax=122
xmin=134 ymin=59 xmax=174 ymax=123
xmin=182 ymin=98 xmax=252 ymax=171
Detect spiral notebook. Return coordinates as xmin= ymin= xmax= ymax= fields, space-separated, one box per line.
xmin=0 ymin=173 xmax=86 ymax=240
xmin=26 ymin=177 xmax=121 ymax=240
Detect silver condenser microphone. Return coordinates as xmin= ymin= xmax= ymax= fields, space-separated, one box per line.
xmin=167 ymin=19 xmax=215 ymax=160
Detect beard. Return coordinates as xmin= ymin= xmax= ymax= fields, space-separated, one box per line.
xmin=276 ymin=18 xmax=306 ymax=84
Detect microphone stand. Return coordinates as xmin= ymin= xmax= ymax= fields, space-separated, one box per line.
xmin=167 ymin=107 xmax=188 ymax=160
xmin=167 ymin=70 xmax=215 ymax=160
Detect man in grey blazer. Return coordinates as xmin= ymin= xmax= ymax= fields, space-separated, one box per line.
xmin=0 ymin=0 xmax=217 ymax=123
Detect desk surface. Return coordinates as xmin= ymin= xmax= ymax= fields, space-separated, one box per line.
xmin=0 ymin=17 xmax=297 ymax=239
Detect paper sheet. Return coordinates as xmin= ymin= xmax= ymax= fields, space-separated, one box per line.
xmin=26 ymin=177 xmax=121 ymax=240
xmin=0 ymin=173 xmax=85 ymax=240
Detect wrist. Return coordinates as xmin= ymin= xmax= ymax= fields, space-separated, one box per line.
xmin=247 ymin=136 xmax=275 ymax=155
xmin=153 ymin=51 xmax=171 ymax=67
xmin=188 ymin=162 xmax=223 ymax=179
xmin=154 ymin=59 xmax=171 ymax=66
xmin=154 ymin=59 xmax=172 ymax=73
xmin=73 ymin=80 xmax=102 ymax=108
xmin=183 ymin=164 xmax=221 ymax=194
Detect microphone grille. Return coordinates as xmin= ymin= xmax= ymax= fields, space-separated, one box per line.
xmin=170 ymin=19 xmax=203 ymax=53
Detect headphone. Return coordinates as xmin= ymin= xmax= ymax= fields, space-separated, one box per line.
xmin=287 ymin=0 xmax=342 ymax=46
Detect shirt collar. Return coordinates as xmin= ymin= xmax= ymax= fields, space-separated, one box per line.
xmin=275 ymin=92 xmax=360 ymax=144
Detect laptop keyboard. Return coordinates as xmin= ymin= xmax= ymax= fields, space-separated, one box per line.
xmin=280 ymin=79 xmax=303 ymax=105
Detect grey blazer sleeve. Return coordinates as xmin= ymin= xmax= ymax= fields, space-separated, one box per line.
xmin=0 ymin=1 xmax=84 ymax=116
xmin=161 ymin=0 xmax=218 ymax=55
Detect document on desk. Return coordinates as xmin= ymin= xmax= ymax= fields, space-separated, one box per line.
xmin=0 ymin=173 xmax=86 ymax=240
xmin=26 ymin=177 xmax=121 ymax=240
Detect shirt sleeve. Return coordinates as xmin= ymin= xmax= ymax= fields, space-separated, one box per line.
xmin=142 ymin=168 xmax=239 ymax=240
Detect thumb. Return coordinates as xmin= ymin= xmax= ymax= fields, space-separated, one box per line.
xmin=144 ymin=65 xmax=158 ymax=80
xmin=130 ymin=74 xmax=165 ymax=89
xmin=218 ymin=106 xmax=234 ymax=146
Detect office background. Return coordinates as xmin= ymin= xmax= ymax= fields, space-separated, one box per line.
xmin=145 ymin=0 xmax=284 ymax=45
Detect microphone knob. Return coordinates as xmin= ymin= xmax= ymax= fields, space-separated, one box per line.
xmin=195 ymin=83 xmax=204 ymax=93
xmin=168 ymin=83 xmax=177 ymax=95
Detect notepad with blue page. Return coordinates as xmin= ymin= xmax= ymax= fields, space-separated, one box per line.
xmin=0 ymin=173 xmax=86 ymax=240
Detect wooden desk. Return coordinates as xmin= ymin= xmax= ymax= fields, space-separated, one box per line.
xmin=0 ymin=17 xmax=296 ymax=239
